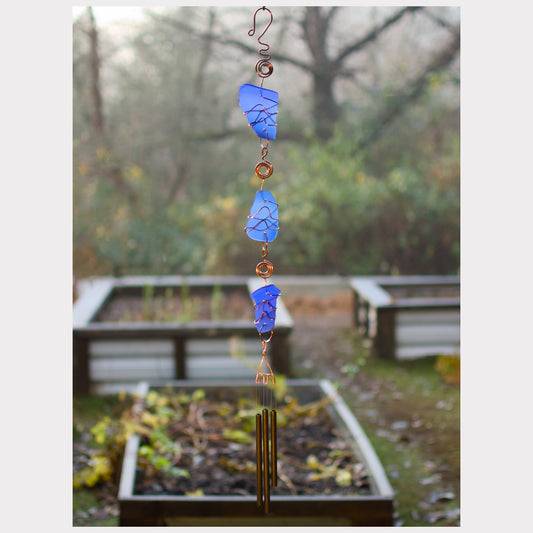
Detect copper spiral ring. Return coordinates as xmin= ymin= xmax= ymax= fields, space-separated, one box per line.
xmin=256 ymin=259 xmax=274 ymax=279
xmin=255 ymin=160 xmax=273 ymax=179
xmin=256 ymin=59 xmax=273 ymax=78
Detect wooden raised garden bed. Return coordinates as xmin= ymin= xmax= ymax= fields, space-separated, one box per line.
xmin=350 ymin=275 xmax=460 ymax=360
xmin=118 ymin=379 xmax=394 ymax=526
xmin=73 ymin=276 xmax=293 ymax=394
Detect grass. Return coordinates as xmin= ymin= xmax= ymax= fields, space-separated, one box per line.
xmin=335 ymin=340 xmax=460 ymax=526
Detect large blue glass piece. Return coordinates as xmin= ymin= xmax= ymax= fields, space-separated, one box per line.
xmin=245 ymin=190 xmax=279 ymax=243
xmin=250 ymin=284 xmax=281 ymax=334
xmin=239 ymin=84 xmax=278 ymax=140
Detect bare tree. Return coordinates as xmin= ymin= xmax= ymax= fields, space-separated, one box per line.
xmin=76 ymin=7 xmax=139 ymax=208
xmin=86 ymin=7 xmax=104 ymax=137
xmin=152 ymin=6 xmax=458 ymax=141
xmin=300 ymin=6 xmax=425 ymax=139
xmin=361 ymin=29 xmax=460 ymax=148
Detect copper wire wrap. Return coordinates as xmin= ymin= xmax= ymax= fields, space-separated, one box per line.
xmin=255 ymin=160 xmax=273 ymax=180
xmin=256 ymin=259 xmax=274 ymax=279
xmin=248 ymin=7 xmax=274 ymax=82
xmin=256 ymin=243 xmax=273 ymax=279
xmin=257 ymin=141 xmax=274 ymax=189
xmin=255 ymin=338 xmax=275 ymax=385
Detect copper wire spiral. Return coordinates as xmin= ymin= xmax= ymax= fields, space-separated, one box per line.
xmin=248 ymin=7 xmax=274 ymax=81
xmin=256 ymin=259 xmax=274 ymax=279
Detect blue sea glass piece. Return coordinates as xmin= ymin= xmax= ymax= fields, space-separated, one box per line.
xmin=245 ymin=190 xmax=279 ymax=243
xmin=239 ymin=84 xmax=278 ymax=140
xmin=250 ymin=284 xmax=281 ymax=334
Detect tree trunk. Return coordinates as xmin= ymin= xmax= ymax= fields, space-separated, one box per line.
xmin=87 ymin=7 xmax=104 ymax=137
xmin=303 ymin=7 xmax=338 ymax=140
xmin=312 ymin=73 xmax=338 ymax=139
xmin=83 ymin=7 xmax=140 ymax=209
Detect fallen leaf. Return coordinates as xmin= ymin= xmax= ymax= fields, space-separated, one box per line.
xmin=391 ymin=420 xmax=408 ymax=431
xmin=428 ymin=491 xmax=455 ymax=503
xmin=425 ymin=508 xmax=460 ymax=523
xmin=419 ymin=473 xmax=442 ymax=485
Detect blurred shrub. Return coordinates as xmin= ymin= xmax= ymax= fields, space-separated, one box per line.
xmin=270 ymin=130 xmax=459 ymax=275
xmin=201 ymin=130 xmax=459 ymax=276
xmin=75 ymin=131 xmax=459 ymax=278
xmin=73 ymin=160 xmax=206 ymax=277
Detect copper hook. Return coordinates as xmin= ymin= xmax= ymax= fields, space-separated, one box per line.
xmin=248 ymin=7 xmax=274 ymax=80
xmin=248 ymin=6 xmax=273 ymax=43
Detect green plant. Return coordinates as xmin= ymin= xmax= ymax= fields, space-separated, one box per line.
xmin=210 ymin=284 xmax=223 ymax=321
xmin=142 ymin=284 xmax=155 ymax=320
xmin=164 ymin=287 xmax=175 ymax=321
xmin=73 ymin=393 xmax=151 ymax=491
xmin=178 ymin=279 xmax=200 ymax=322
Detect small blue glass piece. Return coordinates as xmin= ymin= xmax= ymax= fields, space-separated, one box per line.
xmin=250 ymin=284 xmax=281 ymax=334
xmin=239 ymin=84 xmax=278 ymax=140
xmin=245 ymin=190 xmax=279 ymax=243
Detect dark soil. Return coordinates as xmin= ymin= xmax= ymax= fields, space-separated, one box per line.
xmin=95 ymin=288 xmax=252 ymax=323
xmin=135 ymin=395 xmax=371 ymax=497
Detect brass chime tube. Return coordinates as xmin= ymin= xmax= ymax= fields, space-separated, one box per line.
xmin=270 ymin=409 xmax=277 ymax=486
xmin=262 ymin=408 xmax=270 ymax=513
xmin=256 ymin=407 xmax=278 ymax=512
xmin=255 ymin=413 xmax=263 ymax=507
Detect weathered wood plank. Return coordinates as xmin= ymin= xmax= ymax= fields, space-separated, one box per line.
xmin=396 ymin=309 xmax=460 ymax=325
xmin=396 ymin=344 xmax=460 ymax=360
xmin=73 ymin=277 xmax=114 ymax=327
xmin=319 ymin=380 xmax=393 ymax=498
xmin=89 ymin=339 xmax=174 ymax=357
xmin=73 ymin=335 xmax=90 ymax=394
xmin=90 ymin=357 xmax=175 ymax=381
xmin=387 ymin=298 xmax=459 ymax=309
xmin=114 ymin=275 xmax=250 ymax=288
xmin=374 ymin=307 xmax=396 ymax=358
xmin=89 ymin=338 xmax=260 ymax=384
xmin=396 ymin=324 xmax=460 ymax=345
xmin=349 ymin=278 xmax=392 ymax=307
xmin=75 ymin=321 xmax=260 ymax=338
xmin=173 ymin=338 xmax=186 ymax=379
xmin=368 ymin=275 xmax=459 ymax=286
xmin=188 ymin=338 xmax=260 ymax=356
xmin=186 ymin=356 xmax=256 ymax=380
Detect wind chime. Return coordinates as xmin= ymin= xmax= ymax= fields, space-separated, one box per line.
xmin=238 ymin=6 xmax=279 ymax=514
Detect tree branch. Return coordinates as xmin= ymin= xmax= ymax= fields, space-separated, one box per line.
xmin=360 ymin=29 xmax=460 ymax=149
xmin=87 ymin=7 xmax=104 ymax=137
xmin=334 ymin=7 xmax=424 ymax=66
xmin=149 ymin=10 xmax=312 ymax=73
xmin=419 ymin=8 xmax=460 ymax=36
